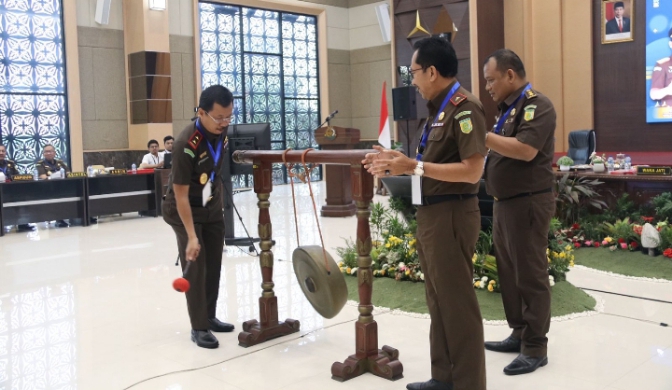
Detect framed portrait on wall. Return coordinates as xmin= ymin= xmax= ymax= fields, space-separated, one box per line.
xmin=602 ymin=0 xmax=635 ymax=44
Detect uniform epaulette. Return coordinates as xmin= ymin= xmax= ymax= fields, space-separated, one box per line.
xmin=450 ymin=93 xmax=468 ymax=107
xmin=525 ymin=89 xmax=537 ymax=99
xmin=188 ymin=131 xmax=202 ymax=149
xmin=36 ymin=159 xmax=44 ymax=164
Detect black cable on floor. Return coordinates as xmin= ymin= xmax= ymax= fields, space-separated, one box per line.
xmin=578 ymin=287 xmax=672 ymax=305
xmin=578 ymin=287 xmax=671 ymax=327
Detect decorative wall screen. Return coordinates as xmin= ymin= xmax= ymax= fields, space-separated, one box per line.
xmin=0 ymin=0 xmax=69 ymax=173
xmin=199 ymin=2 xmax=321 ymax=187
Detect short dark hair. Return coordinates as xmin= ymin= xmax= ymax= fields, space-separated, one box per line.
xmin=163 ymin=135 xmax=174 ymax=144
xmin=667 ymin=27 xmax=672 ymax=39
xmin=147 ymin=139 xmax=159 ymax=148
xmin=199 ymin=85 xmax=234 ymax=112
xmin=43 ymin=144 xmax=55 ymax=151
xmin=412 ymin=37 xmax=458 ymax=78
xmin=614 ymin=1 xmax=625 ymax=9
xmin=484 ymin=49 xmax=527 ymax=79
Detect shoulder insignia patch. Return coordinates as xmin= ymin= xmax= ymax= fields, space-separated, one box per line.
xmin=450 ymin=93 xmax=468 ymax=106
xmin=525 ymin=89 xmax=537 ymax=99
xmin=459 ymin=118 xmax=473 ymax=134
xmin=454 ymin=110 xmax=472 ymax=120
xmin=184 ymin=148 xmax=195 ymax=158
xmin=524 ymin=105 xmax=537 ymax=121
xmin=188 ymin=131 xmax=202 ymax=149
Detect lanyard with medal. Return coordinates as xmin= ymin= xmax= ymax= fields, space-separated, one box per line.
xmin=412 ymin=81 xmax=461 ymax=205
xmin=484 ymin=84 xmax=532 ymax=169
xmin=195 ymin=119 xmax=224 ymax=207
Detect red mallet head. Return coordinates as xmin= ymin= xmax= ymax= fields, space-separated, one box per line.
xmin=173 ymin=277 xmax=190 ymax=293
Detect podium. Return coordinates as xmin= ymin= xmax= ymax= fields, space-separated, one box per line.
xmin=314 ymin=126 xmax=360 ymax=217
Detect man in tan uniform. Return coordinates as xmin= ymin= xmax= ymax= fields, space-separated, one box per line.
xmin=483 ymin=49 xmax=556 ymax=375
xmin=649 ymin=27 xmax=672 ymax=106
xmin=163 ymin=85 xmax=235 ymax=349
xmin=364 ymin=37 xmax=487 ymax=390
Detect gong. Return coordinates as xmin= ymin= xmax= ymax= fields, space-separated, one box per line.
xmin=292 ymin=246 xmax=348 ymax=319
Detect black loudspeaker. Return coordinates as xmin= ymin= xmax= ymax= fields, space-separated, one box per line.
xmin=392 ymin=86 xmax=417 ymax=121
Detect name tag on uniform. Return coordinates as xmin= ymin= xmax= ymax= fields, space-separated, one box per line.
xmin=412 ymin=175 xmax=422 ymax=205
xmin=202 ymin=180 xmax=212 ymax=207
xmin=430 ymin=123 xmax=444 ymax=128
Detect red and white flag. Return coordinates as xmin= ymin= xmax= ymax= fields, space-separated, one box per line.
xmin=378 ymin=81 xmax=391 ymax=149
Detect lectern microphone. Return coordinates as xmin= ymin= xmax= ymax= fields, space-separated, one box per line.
xmin=326 ymin=110 xmax=339 ymax=121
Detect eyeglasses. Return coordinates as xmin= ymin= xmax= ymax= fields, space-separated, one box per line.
xmin=206 ymin=112 xmax=233 ymax=125
xmin=408 ymin=67 xmax=425 ymax=76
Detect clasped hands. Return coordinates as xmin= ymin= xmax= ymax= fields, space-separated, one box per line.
xmin=362 ymin=145 xmax=415 ymax=178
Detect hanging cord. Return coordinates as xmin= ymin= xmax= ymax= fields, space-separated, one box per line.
xmin=300 ymin=149 xmax=331 ymax=275
xmin=282 ymin=148 xmax=302 ymax=247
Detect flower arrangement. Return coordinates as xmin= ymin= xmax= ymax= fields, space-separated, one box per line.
xmin=557 ymin=156 xmax=574 ymax=167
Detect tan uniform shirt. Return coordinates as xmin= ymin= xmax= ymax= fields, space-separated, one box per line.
xmin=651 ymin=56 xmax=672 ymax=106
xmin=484 ymin=84 xmax=556 ymax=200
xmin=418 ymin=81 xmax=488 ymax=196
xmin=36 ymin=159 xmax=69 ymax=177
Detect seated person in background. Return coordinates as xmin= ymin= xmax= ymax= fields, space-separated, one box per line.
xmin=37 ymin=144 xmax=70 ymax=179
xmin=36 ymin=144 xmax=70 ymax=228
xmin=161 ymin=135 xmax=174 ymax=158
xmin=140 ymin=139 xmax=164 ymax=169
xmin=0 ymin=144 xmax=35 ymax=232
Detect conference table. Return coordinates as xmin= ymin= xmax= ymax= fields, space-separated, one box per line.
xmin=0 ymin=171 xmax=164 ymax=237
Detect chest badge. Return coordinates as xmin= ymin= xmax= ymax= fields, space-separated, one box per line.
xmin=438 ymin=112 xmax=445 ymax=121
xmin=200 ymin=173 xmax=208 ymax=185
xmin=510 ymin=108 xmax=516 ymax=117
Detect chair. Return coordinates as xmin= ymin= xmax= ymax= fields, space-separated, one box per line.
xmin=567 ymin=130 xmax=596 ymax=164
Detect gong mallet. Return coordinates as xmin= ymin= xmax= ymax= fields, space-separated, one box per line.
xmin=172 ymin=261 xmax=193 ymax=293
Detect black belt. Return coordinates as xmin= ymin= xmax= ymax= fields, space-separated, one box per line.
xmin=422 ymin=193 xmax=477 ymax=206
xmin=494 ymin=187 xmax=552 ymax=202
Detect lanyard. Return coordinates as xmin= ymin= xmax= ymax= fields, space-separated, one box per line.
xmin=195 ymin=119 xmax=224 ymax=183
xmin=152 ymin=154 xmax=159 ymax=164
xmin=416 ymin=82 xmax=461 ymax=161
xmin=494 ymin=84 xmax=531 ymax=135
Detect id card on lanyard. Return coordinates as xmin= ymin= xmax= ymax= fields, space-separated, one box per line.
xmin=412 ymin=82 xmax=461 ymax=205
xmin=195 ymin=120 xmax=224 ymax=206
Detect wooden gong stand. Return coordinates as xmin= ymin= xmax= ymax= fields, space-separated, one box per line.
xmin=233 ymin=149 xmax=403 ymax=382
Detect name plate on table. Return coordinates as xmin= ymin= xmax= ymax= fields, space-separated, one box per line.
xmin=637 ymin=166 xmax=672 ymax=176
xmin=66 ymin=172 xmax=86 ymax=178
xmin=110 ymin=169 xmax=127 ymax=175
xmin=12 ymin=175 xmax=34 ymax=181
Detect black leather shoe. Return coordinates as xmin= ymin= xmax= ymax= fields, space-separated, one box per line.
xmin=191 ymin=329 xmax=219 ymax=349
xmin=406 ymin=379 xmax=453 ymax=390
xmin=208 ymin=318 xmax=235 ymax=332
xmin=484 ymin=335 xmax=521 ymax=353
xmin=56 ymin=220 xmax=69 ymax=228
xmin=503 ymin=354 xmax=548 ymax=375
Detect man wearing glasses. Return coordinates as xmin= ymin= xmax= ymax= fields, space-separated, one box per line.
xmin=162 ymin=84 xmax=235 ymax=349
xmin=363 ymin=37 xmax=487 ymax=390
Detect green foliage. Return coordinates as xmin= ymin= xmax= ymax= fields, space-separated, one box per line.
xmin=602 ymin=217 xmax=636 ymax=242
xmin=652 ymin=192 xmax=672 ymax=222
xmin=657 ymin=225 xmax=672 ymax=252
xmin=554 ymin=174 xmax=608 ymax=225
xmin=335 ymin=238 xmax=358 ymax=269
xmin=557 ymin=156 xmax=574 ymax=166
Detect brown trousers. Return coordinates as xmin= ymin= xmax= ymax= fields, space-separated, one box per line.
xmin=492 ymin=192 xmax=555 ymax=357
xmin=163 ymin=200 xmax=225 ymax=330
xmin=416 ymin=197 xmax=486 ymax=390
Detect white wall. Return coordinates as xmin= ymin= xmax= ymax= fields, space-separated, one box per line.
xmin=76 ymin=0 xmax=124 ymax=29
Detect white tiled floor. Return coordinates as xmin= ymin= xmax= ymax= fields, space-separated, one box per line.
xmin=1 ymin=182 xmax=671 ymax=390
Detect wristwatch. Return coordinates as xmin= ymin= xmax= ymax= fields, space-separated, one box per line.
xmin=413 ymin=161 xmax=424 ymax=176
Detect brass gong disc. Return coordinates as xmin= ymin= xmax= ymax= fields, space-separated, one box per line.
xmin=292 ymin=245 xmax=348 ymax=319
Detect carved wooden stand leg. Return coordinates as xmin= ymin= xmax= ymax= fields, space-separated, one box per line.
xmin=238 ymin=162 xmax=300 ymax=347
xmin=331 ymin=164 xmax=403 ymax=381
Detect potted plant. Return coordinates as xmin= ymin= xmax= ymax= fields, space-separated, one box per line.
xmin=591 ymin=153 xmax=606 ymax=173
xmin=557 ymin=156 xmax=574 ymax=171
